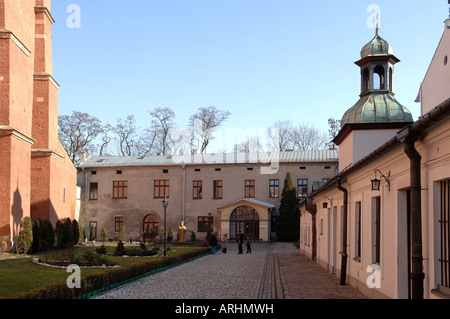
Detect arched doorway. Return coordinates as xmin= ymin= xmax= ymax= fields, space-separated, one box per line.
xmin=143 ymin=214 xmax=159 ymax=240
xmin=230 ymin=205 xmax=260 ymax=240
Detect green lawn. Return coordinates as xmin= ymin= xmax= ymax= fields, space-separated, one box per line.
xmin=0 ymin=243 xmax=206 ymax=299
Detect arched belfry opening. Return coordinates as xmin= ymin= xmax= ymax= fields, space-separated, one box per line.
xmin=362 ymin=68 xmax=370 ymax=92
xmin=389 ymin=67 xmax=393 ymax=91
xmin=373 ymin=65 xmax=386 ymax=90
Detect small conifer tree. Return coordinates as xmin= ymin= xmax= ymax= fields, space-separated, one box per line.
xmin=17 ymin=217 xmax=33 ymax=254
xmin=277 ymin=171 xmax=300 ymax=241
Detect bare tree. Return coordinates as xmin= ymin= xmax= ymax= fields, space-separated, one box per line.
xmin=149 ymin=107 xmax=175 ymax=155
xmin=268 ymin=120 xmax=295 ymax=152
xmin=235 ymin=136 xmax=265 ymax=153
xmin=97 ymin=123 xmax=113 ymax=156
xmin=327 ymin=117 xmax=341 ymax=149
xmin=189 ymin=106 xmax=231 ymax=154
xmin=112 ymin=115 xmax=139 ymax=156
xmin=58 ymin=111 xmax=104 ymax=163
xmin=292 ymin=122 xmax=328 ymax=151
xmin=268 ymin=120 xmax=328 ymax=152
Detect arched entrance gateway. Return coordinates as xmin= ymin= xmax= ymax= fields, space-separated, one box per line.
xmin=229 ymin=205 xmax=260 ymax=240
xmin=143 ymin=214 xmax=159 ymax=240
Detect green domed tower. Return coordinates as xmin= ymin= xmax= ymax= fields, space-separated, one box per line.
xmin=341 ymin=26 xmax=414 ymax=127
xmin=334 ymin=27 xmax=414 ymax=172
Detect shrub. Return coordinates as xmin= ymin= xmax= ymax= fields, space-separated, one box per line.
xmin=41 ymin=219 xmax=55 ymax=251
xmin=78 ymin=223 xmax=85 ymax=243
xmin=167 ymin=226 xmax=173 ymax=242
xmin=100 ymin=227 xmax=107 ymax=242
xmin=96 ymin=244 xmax=107 ymax=255
xmin=191 ymin=231 xmax=196 ymax=242
xmin=17 ymin=217 xmax=33 ymax=254
xmin=55 ymin=218 xmax=74 ymax=249
xmin=82 ymin=250 xmax=111 ymax=266
xmin=114 ymin=240 xmax=126 ymax=256
xmin=72 ymin=220 xmax=80 ymax=246
xmin=31 ymin=219 xmax=55 ymax=253
xmin=0 ymin=241 xmax=7 ymax=253
xmin=31 ymin=219 xmax=42 ymax=253
xmin=89 ymin=223 xmax=96 ymax=241
xmin=119 ymin=225 xmax=126 ymax=241
xmin=142 ymin=249 xmax=157 ymax=256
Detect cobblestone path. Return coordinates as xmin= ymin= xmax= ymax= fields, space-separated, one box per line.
xmin=91 ymin=242 xmax=365 ymax=299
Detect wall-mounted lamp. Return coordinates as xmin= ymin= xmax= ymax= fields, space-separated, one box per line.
xmin=322 ymin=196 xmax=333 ymax=208
xmin=371 ymin=169 xmax=390 ymax=191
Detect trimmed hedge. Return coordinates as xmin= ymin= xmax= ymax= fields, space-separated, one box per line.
xmin=13 ymin=247 xmax=210 ymax=299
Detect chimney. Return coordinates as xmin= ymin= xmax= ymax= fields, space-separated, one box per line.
xmin=80 ymin=151 xmax=86 ymax=161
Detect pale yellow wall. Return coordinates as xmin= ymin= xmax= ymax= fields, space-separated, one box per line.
xmin=80 ymin=160 xmax=337 ymax=242
xmin=301 ymin=116 xmax=450 ymax=299
xmin=338 ymin=129 xmax=400 ymax=172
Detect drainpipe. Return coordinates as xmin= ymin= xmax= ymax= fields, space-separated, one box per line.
xmin=404 ymin=136 xmax=424 ymax=299
xmin=337 ymin=177 xmax=348 ymax=286
xmin=82 ymin=167 xmax=88 ymax=241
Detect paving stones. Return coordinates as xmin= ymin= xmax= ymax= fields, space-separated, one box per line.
xmin=275 ymin=242 xmax=366 ymax=299
xmin=91 ymin=242 xmax=366 ymax=299
xmin=92 ymin=244 xmax=267 ymax=299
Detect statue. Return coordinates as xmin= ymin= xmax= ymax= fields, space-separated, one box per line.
xmin=178 ymin=221 xmax=187 ymax=243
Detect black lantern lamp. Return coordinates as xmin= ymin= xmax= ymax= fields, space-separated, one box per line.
xmin=322 ymin=196 xmax=332 ymax=209
xmin=371 ymin=169 xmax=390 ymax=191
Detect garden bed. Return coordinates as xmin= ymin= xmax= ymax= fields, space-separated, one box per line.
xmin=14 ymin=246 xmax=210 ymax=299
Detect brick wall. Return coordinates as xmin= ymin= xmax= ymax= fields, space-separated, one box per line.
xmin=0 ymin=0 xmax=77 ymax=245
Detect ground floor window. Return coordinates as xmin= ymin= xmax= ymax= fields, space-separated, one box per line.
xmin=373 ymin=196 xmax=381 ymax=264
xmin=229 ymin=205 xmax=260 ymax=240
xmin=355 ymin=201 xmax=362 ymax=260
xmin=198 ymin=216 xmax=213 ymax=232
xmin=440 ymin=180 xmax=450 ymax=288
xmin=143 ymin=214 xmax=159 ymax=239
xmin=115 ymin=216 xmax=124 ymax=232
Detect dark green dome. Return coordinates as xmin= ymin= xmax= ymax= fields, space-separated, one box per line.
xmin=341 ymin=93 xmax=413 ymax=127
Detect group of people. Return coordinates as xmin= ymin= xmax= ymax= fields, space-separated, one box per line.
xmin=208 ymin=231 xmax=252 ymax=255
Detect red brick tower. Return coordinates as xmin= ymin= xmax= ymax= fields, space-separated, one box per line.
xmin=0 ymin=0 xmax=76 ymax=246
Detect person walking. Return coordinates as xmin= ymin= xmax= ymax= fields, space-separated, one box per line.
xmin=209 ymin=232 xmax=218 ymax=255
xmin=221 ymin=233 xmax=228 ymax=253
xmin=237 ymin=231 xmax=244 ymax=254
xmin=246 ymin=236 xmax=252 ymax=254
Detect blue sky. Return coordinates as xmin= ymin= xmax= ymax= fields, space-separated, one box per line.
xmin=51 ymin=1 xmax=449 ymax=152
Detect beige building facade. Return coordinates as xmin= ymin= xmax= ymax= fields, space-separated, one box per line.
xmin=299 ymin=20 xmax=450 ymax=299
xmin=77 ymin=151 xmax=338 ymax=243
